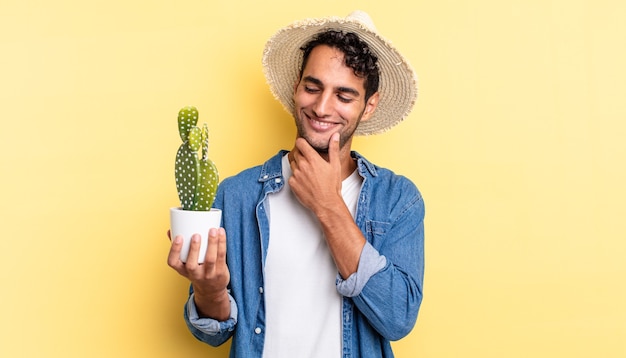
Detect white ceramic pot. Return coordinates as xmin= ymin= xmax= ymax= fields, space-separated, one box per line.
xmin=170 ymin=207 xmax=222 ymax=263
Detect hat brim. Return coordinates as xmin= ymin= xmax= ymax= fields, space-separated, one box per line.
xmin=262 ymin=14 xmax=418 ymax=136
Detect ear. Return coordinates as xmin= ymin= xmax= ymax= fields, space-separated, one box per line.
xmin=360 ymin=92 xmax=380 ymax=122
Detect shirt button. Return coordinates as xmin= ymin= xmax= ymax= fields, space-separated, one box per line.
xmin=262 ymin=175 xmax=268 ymax=179
xmin=255 ymin=327 xmax=262 ymax=334
xmin=275 ymin=178 xmax=282 ymax=184
xmin=259 ymin=287 xmax=264 ymax=294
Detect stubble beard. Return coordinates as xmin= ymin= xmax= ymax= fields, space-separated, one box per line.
xmin=294 ymin=112 xmax=361 ymax=154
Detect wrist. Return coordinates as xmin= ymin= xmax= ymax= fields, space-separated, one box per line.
xmin=194 ymin=286 xmax=228 ymax=303
xmin=193 ymin=288 xmax=231 ymax=320
xmin=314 ymin=195 xmax=349 ymax=222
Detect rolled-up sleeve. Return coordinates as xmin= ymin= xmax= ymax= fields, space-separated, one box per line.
xmin=336 ymin=242 xmax=387 ymax=297
xmin=184 ymin=292 xmax=238 ymax=346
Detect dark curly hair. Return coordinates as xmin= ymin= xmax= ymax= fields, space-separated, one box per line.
xmin=299 ymin=30 xmax=380 ymax=101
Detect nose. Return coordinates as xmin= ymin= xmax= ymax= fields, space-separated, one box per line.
xmin=312 ymin=91 xmax=331 ymax=118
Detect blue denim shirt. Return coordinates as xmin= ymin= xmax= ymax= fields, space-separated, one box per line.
xmin=184 ymin=150 xmax=425 ymax=358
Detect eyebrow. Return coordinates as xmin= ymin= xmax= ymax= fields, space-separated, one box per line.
xmin=303 ymin=75 xmax=361 ymax=97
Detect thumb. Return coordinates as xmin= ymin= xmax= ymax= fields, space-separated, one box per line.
xmin=329 ymin=132 xmax=341 ymax=167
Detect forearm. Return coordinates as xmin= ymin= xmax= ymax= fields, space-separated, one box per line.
xmin=315 ymin=196 xmax=365 ymax=279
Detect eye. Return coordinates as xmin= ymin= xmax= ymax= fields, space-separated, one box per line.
xmin=337 ymin=94 xmax=354 ymax=103
xmin=304 ymin=86 xmax=320 ymax=93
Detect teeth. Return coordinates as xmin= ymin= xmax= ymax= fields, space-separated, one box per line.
xmin=312 ymin=119 xmax=333 ymax=127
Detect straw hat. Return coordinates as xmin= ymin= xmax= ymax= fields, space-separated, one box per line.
xmin=262 ymin=10 xmax=418 ymax=136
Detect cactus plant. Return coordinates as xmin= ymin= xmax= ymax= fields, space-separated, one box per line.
xmin=175 ymin=106 xmax=219 ymax=211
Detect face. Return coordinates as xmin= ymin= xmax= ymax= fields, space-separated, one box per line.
xmin=293 ymin=45 xmax=379 ymax=153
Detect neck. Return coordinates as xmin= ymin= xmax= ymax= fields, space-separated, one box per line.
xmin=338 ymin=151 xmax=357 ymax=180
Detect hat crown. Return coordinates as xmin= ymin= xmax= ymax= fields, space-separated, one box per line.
xmin=346 ymin=10 xmax=377 ymax=32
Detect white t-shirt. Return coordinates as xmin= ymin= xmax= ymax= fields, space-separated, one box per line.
xmin=262 ymin=154 xmax=362 ymax=358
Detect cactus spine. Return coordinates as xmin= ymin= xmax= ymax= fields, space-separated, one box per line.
xmin=175 ymin=106 xmax=219 ymax=211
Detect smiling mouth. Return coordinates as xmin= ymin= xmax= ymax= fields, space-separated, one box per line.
xmin=311 ymin=118 xmax=335 ymax=128
xmin=306 ymin=113 xmax=338 ymax=131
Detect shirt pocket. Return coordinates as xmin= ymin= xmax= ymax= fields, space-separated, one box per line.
xmin=365 ymin=220 xmax=391 ymax=249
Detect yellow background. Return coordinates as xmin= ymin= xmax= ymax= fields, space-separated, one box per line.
xmin=1 ymin=0 xmax=624 ymax=357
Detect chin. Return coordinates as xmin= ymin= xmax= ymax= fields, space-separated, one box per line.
xmin=313 ymin=145 xmax=329 ymax=154
xmin=296 ymin=127 xmax=327 ymax=151
xmin=304 ymin=137 xmax=330 ymax=153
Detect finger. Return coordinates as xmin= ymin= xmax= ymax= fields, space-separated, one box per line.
xmin=328 ymin=132 xmax=340 ymax=167
xmin=167 ymin=230 xmax=172 ymax=241
xmin=295 ymin=137 xmax=315 ymax=159
xmin=288 ymin=147 xmax=300 ymax=168
xmin=216 ymin=228 xmax=227 ymax=265
xmin=205 ymin=228 xmax=219 ymax=268
xmin=186 ymin=234 xmax=202 ymax=267
xmin=167 ymin=235 xmax=184 ymax=269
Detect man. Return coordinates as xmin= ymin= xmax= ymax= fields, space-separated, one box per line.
xmin=168 ymin=10 xmax=425 ymax=358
